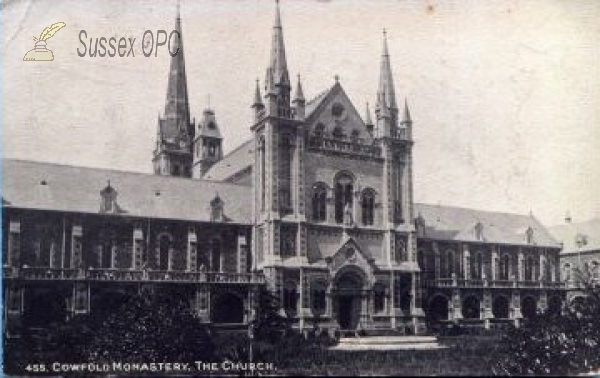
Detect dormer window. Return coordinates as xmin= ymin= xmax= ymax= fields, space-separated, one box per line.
xmin=99 ymin=181 xmax=121 ymax=214
xmin=526 ymin=227 xmax=535 ymax=244
xmin=475 ymin=222 xmax=484 ymax=241
xmin=210 ymin=194 xmax=224 ymax=222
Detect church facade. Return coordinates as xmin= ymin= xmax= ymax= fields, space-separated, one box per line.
xmin=3 ymin=2 xmax=564 ymax=337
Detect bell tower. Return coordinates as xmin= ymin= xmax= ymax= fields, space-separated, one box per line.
xmin=192 ymin=107 xmax=223 ymax=179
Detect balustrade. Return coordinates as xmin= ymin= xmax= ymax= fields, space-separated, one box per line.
xmin=7 ymin=267 xmax=265 ymax=284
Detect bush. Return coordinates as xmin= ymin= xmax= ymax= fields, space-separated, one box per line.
xmin=494 ymin=269 xmax=600 ymax=375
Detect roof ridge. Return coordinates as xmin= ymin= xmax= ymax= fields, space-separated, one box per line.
xmin=3 ymin=158 xmax=250 ymax=189
xmin=415 ymin=202 xmax=538 ymax=219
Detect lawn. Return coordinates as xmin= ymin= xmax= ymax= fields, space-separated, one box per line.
xmin=277 ymin=335 xmax=501 ymax=376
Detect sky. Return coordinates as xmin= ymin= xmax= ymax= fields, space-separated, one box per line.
xmin=3 ymin=0 xmax=600 ymax=227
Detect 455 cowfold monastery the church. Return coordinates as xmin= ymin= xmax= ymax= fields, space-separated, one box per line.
xmin=3 ymin=1 xmax=565 ymax=337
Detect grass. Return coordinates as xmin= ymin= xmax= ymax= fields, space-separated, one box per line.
xmin=276 ymin=335 xmax=501 ymax=376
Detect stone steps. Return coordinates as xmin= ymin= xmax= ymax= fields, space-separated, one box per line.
xmin=332 ymin=335 xmax=444 ymax=351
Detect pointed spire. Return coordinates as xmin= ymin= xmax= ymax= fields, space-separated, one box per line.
xmin=401 ymin=98 xmax=412 ymax=124
xmin=293 ymin=74 xmax=305 ymax=103
xmin=163 ymin=1 xmax=190 ymax=135
xmin=376 ymin=29 xmax=398 ymax=113
xmin=253 ymin=79 xmax=264 ymax=107
xmin=266 ymin=0 xmax=290 ymax=90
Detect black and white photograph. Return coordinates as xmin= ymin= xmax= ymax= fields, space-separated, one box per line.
xmin=2 ymin=0 xmax=599 ymax=375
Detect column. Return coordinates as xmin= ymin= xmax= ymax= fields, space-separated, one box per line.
xmin=451 ymin=289 xmax=462 ymax=321
xmin=517 ymin=248 xmax=524 ymax=282
xmin=433 ymin=242 xmax=441 ymax=280
xmin=299 ymin=269 xmax=308 ymax=330
xmin=132 ymin=225 xmax=144 ymax=270
xmin=72 ymin=282 xmax=89 ymax=315
xmin=8 ymin=219 xmax=22 ymax=268
xmin=110 ymin=242 xmax=117 ymax=269
xmin=389 ymin=271 xmax=396 ymax=328
xmin=511 ymin=290 xmax=522 ymax=327
xmin=5 ymin=285 xmax=23 ymax=337
xmin=538 ymin=291 xmax=548 ymax=313
xmin=539 ymin=252 xmax=546 ymax=282
xmin=236 ymin=232 xmax=247 ymax=273
xmin=491 ymin=247 xmax=498 ymax=281
xmin=483 ymin=291 xmax=493 ymax=329
xmin=411 ymin=272 xmax=425 ymax=334
xmin=194 ymin=286 xmax=210 ymax=322
xmin=187 ymin=228 xmax=197 ymax=272
xmin=168 ymin=247 xmax=175 ymax=271
xmin=463 ymin=245 xmax=470 ymax=279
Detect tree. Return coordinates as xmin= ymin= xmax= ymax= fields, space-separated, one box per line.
xmin=85 ymin=287 xmax=214 ymax=363
xmin=494 ymin=267 xmax=600 ymax=375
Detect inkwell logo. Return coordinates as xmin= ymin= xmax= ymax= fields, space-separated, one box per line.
xmin=23 ymin=22 xmax=66 ymax=61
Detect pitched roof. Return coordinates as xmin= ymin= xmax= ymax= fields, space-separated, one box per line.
xmin=548 ymin=218 xmax=600 ymax=254
xmin=414 ymin=203 xmax=560 ymax=248
xmin=202 ymin=139 xmax=254 ymax=182
xmin=2 ymin=159 xmax=251 ymax=224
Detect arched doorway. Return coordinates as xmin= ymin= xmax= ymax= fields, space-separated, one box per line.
xmin=211 ymin=292 xmax=244 ymax=324
xmin=428 ymin=295 xmax=449 ymax=323
xmin=334 ymin=269 xmax=364 ymax=330
xmin=521 ymin=296 xmax=537 ymax=319
xmin=462 ymin=296 xmax=480 ymax=319
xmin=492 ymin=296 xmax=510 ymax=319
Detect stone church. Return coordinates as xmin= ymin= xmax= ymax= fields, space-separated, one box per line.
xmin=3 ymin=2 xmax=565 ymax=337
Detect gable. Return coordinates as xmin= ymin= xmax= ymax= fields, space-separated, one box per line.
xmin=306 ymin=83 xmax=373 ymax=144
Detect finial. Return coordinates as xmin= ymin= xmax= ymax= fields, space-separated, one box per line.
xmin=334 ymin=75 xmax=339 ymax=82
xmin=383 ymin=28 xmax=387 ymax=36
xmin=207 ymin=94 xmax=211 ymax=110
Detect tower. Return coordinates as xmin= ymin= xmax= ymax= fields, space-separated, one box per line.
xmin=192 ymin=107 xmax=223 ymax=179
xmin=152 ymin=4 xmax=195 ymax=177
xmin=374 ymin=30 xmax=423 ymax=329
xmin=251 ymin=0 xmax=308 ymax=285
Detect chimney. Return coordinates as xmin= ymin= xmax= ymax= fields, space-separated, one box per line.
xmin=565 ymin=211 xmax=572 ymax=224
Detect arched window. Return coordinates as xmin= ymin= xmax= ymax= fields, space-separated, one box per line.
xmin=334 ymin=172 xmax=354 ymax=224
xmin=500 ymin=254 xmax=510 ymax=280
xmin=312 ymin=184 xmax=328 ymax=222
xmin=471 ymin=252 xmax=483 ymax=279
xmin=279 ymin=134 xmax=294 ymax=211
xmin=332 ymin=126 xmax=344 ymax=139
xmin=350 ymin=129 xmax=360 ymax=143
xmin=313 ymin=123 xmax=325 ymax=142
xmin=373 ymin=283 xmax=386 ymax=313
xmin=525 ymin=256 xmax=534 ymax=281
xmin=361 ymin=189 xmax=375 ymax=226
xmin=158 ymin=234 xmax=171 ymax=271
xmin=447 ymin=250 xmax=455 ymax=278
xmin=395 ymin=241 xmax=406 ymax=264
xmin=210 ymin=238 xmax=222 ymax=272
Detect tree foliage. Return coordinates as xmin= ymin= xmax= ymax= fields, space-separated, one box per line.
xmin=85 ymin=288 xmax=214 ymax=363
xmin=494 ymin=268 xmax=600 ymax=375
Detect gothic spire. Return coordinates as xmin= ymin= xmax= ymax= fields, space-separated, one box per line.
xmin=401 ymin=98 xmax=412 ymax=125
xmin=293 ymin=74 xmax=305 ymax=103
xmin=253 ymin=79 xmax=264 ymax=107
xmin=163 ymin=2 xmax=190 ymax=131
xmin=376 ymin=29 xmax=398 ymax=113
xmin=265 ymin=0 xmax=290 ymax=91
